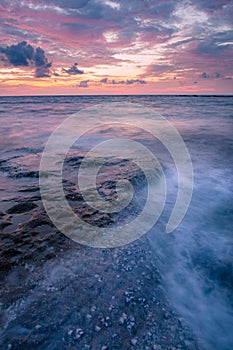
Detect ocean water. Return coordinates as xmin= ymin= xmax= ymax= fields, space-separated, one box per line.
xmin=0 ymin=95 xmax=233 ymax=349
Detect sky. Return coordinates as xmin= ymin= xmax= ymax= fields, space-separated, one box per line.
xmin=0 ymin=0 xmax=233 ymax=95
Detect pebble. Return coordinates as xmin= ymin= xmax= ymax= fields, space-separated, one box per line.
xmin=119 ymin=312 xmax=127 ymax=325
xmin=75 ymin=328 xmax=85 ymax=339
xmin=131 ymin=338 xmax=138 ymax=346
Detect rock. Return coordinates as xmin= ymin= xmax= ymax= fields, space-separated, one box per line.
xmin=6 ymin=202 xmax=37 ymax=214
xmin=119 ymin=313 xmax=127 ymax=325
xmin=75 ymin=328 xmax=85 ymax=339
xmin=131 ymin=338 xmax=138 ymax=346
xmin=95 ymin=326 xmax=101 ymax=332
xmin=100 ymin=316 xmax=111 ymax=327
xmin=19 ymin=186 xmax=40 ymax=193
xmin=46 ymin=252 xmax=56 ymax=259
xmin=3 ymin=248 xmax=21 ymax=258
xmin=66 ymin=193 xmax=83 ymax=201
xmin=11 ymin=171 xmax=39 ymax=178
xmin=0 ymin=220 xmax=12 ymax=230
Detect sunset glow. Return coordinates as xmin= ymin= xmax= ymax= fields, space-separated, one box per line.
xmin=0 ymin=0 xmax=233 ymax=95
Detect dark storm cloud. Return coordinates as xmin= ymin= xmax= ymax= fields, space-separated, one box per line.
xmin=0 ymin=41 xmax=52 ymax=78
xmin=62 ymin=62 xmax=84 ymax=75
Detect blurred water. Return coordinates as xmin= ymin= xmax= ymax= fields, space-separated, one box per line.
xmin=0 ymin=95 xmax=233 ymax=349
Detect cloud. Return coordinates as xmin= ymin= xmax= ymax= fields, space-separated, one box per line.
xmin=79 ymin=80 xmax=89 ymax=87
xmin=0 ymin=41 xmax=34 ymax=66
xmin=201 ymin=72 xmax=209 ymax=79
xmin=53 ymin=0 xmax=91 ymax=10
xmin=62 ymin=62 xmax=84 ymax=75
xmin=146 ymin=64 xmax=174 ymax=75
xmin=35 ymin=63 xmax=52 ymax=78
xmin=0 ymin=0 xmax=233 ymax=93
xmin=34 ymin=47 xmax=52 ymax=77
xmin=0 ymin=41 xmax=52 ymax=78
xmin=100 ymin=78 xmax=146 ymax=85
xmin=201 ymin=71 xmax=223 ymax=79
xmin=100 ymin=77 xmax=108 ymax=83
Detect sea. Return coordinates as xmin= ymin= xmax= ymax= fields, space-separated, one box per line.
xmin=0 ymin=95 xmax=232 ymax=350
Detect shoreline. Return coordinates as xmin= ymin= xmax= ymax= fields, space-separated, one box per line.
xmin=0 ymin=196 xmax=203 ymax=349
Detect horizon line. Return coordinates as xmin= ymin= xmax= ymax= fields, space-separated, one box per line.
xmin=0 ymin=93 xmax=233 ymax=97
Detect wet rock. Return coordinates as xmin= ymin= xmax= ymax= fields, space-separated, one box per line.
xmin=95 ymin=326 xmax=102 ymax=332
xmin=66 ymin=192 xmax=83 ymax=201
xmin=65 ymin=156 xmax=84 ymax=166
xmin=131 ymin=338 xmax=138 ymax=346
xmin=6 ymin=202 xmax=37 ymax=214
xmin=35 ymin=324 xmax=42 ymax=330
xmin=91 ymin=306 xmax=97 ymax=312
xmin=2 ymin=248 xmax=21 ymax=258
xmin=0 ymin=220 xmax=12 ymax=230
xmin=75 ymin=328 xmax=85 ymax=339
xmin=119 ymin=313 xmax=127 ymax=325
xmin=10 ymin=171 xmax=39 ymax=178
xmin=0 ymin=260 xmax=13 ymax=276
xmin=19 ymin=186 xmax=40 ymax=193
xmin=100 ymin=316 xmax=112 ymax=328
xmin=126 ymin=316 xmax=137 ymax=335
xmin=46 ymin=252 xmax=56 ymax=259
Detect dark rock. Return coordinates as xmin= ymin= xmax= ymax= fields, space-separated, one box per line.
xmin=0 ymin=220 xmax=12 ymax=230
xmin=66 ymin=193 xmax=83 ymax=201
xmin=10 ymin=171 xmax=39 ymax=178
xmin=2 ymin=248 xmax=21 ymax=258
xmin=19 ymin=186 xmax=40 ymax=193
xmin=46 ymin=252 xmax=57 ymax=259
xmin=6 ymin=202 xmax=38 ymax=214
xmin=0 ymin=260 xmax=13 ymax=278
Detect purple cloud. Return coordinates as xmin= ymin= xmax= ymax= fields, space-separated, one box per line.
xmin=62 ymin=62 xmax=84 ymax=75
xmin=0 ymin=41 xmax=52 ymax=78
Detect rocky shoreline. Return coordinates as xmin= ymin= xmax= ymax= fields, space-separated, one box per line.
xmin=0 ymin=208 xmax=203 ymax=349
xmin=0 ymin=154 xmax=204 ymax=349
